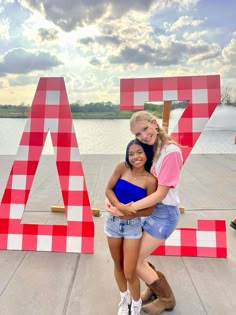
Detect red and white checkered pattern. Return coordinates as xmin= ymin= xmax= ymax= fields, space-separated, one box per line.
xmin=0 ymin=77 xmax=94 ymax=253
xmin=152 ymin=220 xmax=227 ymax=258
xmin=120 ymin=75 xmax=221 ymax=162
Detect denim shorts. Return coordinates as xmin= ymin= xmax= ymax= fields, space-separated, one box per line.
xmin=142 ymin=203 xmax=180 ymax=240
xmin=104 ymin=215 xmax=142 ymax=239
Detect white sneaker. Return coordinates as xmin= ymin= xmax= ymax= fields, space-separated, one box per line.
xmin=131 ymin=298 xmax=142 ymax=315
xmin=117 ymin=291 xmax=131 ymax=315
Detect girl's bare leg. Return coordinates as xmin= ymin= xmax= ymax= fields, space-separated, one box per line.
xmin=123 ymin=238 xmax=141 ymax=300
xmin=136 ymin=231 xmax=164 ymax=283
xmin=107 ymin=237 xmax=127 ymax=292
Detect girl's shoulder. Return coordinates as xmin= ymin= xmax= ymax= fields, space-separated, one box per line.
xmin=164 ymin=143 xmax=181 ymax=153
xmin=146 ymin=172 xmax=158 ymax=186
xmin=115 ymin=161 xmax=129 ymax=173
xmin=161 ymin=143 xmax=182 ymax=159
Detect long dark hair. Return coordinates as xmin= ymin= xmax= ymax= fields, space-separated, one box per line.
xmin=125 ymin=139 xmax=154 ymax=172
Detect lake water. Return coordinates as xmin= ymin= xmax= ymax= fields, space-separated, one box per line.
xmin=0 ymin=106 xmax=235 ymax=155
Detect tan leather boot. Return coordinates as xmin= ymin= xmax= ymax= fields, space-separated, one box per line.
xmin=141 ymin=285 xmax=156 ymax=304
xmin=142 ymin=274 xmax=176 ymax=315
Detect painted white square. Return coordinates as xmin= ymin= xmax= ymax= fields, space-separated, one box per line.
xmin=44 ymin=118 xmax=59 ymax=132
xmin=9 ymin=204 xmax=25 ymax=219
xmin=192 ymin=89 xmax=208 ymax=104
xmin=163 ymin=90 xmax=177 ymax=101
xmin=165 ymin=230 xmax=181 ymax=246
xmin=8 ymin=234 xmax=23 ymax=250
xmin=17 ymin=145 xmax=29 ymax=160
xmin=70 ymin=147 xmax=81 ymax=161
xmin=134 ymin=91 xmax=149 ymax=106
xmin=12 ymin=175 xmax=27 ymax=189
xmin=192 ymin=117 xmax=208 ymax=132
xmin=37 ymin=235 xmax=52 ymax=251
xmin=67 ymin=206 xmax=83 ymax=221
xmin=46 ymin=90 xmax=60 ymax=105
xmin=69 ymin=176 xmax=83 ymax=190
xmin=67 ymin=236 xmax=82 ymax=253
xmin=197 ymin=231 xmax=216 ymax=247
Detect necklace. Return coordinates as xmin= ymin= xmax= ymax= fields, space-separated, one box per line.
xmin=132 ymin=173 xmax=146 ymax=180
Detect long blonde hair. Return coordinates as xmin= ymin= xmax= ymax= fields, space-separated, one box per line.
xmin=130 ymin=110 xmax=177 ymax=161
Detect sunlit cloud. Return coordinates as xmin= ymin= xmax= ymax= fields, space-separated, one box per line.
xmin=0 ymin=18 xmax=9 ymax=40
xmin=182 ymin=30 xmax=208 ymax=41
xmin=165 ymin=15 xmax=205 ymax=32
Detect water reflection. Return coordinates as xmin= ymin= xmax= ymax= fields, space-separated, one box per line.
xmin=0 ymin=106 xmax=235 ymax=155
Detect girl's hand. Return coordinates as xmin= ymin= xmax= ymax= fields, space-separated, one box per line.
xmin=105 ymin=198 xmax=124 ymax=217
xmin=116 ymin=202 xmax=136 ymax=216
xmin=105 ymin=197 xmax=112 ymax=211
xmin=109 ymin=206 xmax=124 ymax=217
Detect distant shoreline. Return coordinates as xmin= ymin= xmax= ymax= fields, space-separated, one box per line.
xmin=0 ymin=112 xmax=135 ymax=119
xmin=0 ymin=109 xmax=162 ymax=119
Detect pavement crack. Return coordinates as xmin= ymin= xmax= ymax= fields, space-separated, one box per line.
xmin=0 ymin=251 xmax=28 ymax=296
xmin=62 ymin=254 xmax=80 ymax=315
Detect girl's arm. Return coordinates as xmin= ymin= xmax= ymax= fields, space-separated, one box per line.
xmin=116 ymin=174 xmax=158 ymax=218
xmin=135 ymin=175 xmax=158 ymax=215
xmin=132 ymin=185 xmax=169 ymax=210
xmin=105 ymin=161 xmax=124 ymax=207
xmin=105 ymin=197 xmax=124 ymax=217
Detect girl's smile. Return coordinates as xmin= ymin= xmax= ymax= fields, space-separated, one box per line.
xmin=128 ymin=144 xmax=147 ymax=168
xmin=131 ymin=120 xmax=158 ymax=145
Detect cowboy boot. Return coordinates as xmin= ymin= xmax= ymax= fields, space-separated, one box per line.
xmin=142 ymin=273 xmax=176 ymax=315
xmin=141 ymin=270 xmax=168 ymax=305
xmin=141 ymin=285 xmax=156 ymax=305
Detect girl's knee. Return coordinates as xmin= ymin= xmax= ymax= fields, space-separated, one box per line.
xmin=124 ymin=270 xmax=137 ymax=282
xmin=113 ymin=260 xmax=123 ymax=271
xmin=136 ymin=260 xmax=147 ymax=275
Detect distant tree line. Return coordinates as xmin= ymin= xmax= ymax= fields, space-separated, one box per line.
xmin=70 ymin=101 xmax=119 ymax=113
xmin=0 ymin=99 xmax=235 ymax=114
xmin=220 ymin=86 xmax=236 ymax=106
xmin=0 ymin=87 xmax=235 ymax=118
xmin=0 ymin=104 xmax=30 ymax=110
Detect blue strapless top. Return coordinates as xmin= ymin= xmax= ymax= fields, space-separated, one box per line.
xmin=113 ymin=178 xmax=147 ymax=204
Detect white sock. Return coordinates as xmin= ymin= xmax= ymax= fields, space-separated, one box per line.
xmin=132 ymin=298 xmax=142 ymax=306
xmin=120 ymin=290 xmax=128 ymax=298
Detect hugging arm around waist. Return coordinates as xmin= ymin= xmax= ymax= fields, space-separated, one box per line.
xmin=132 ymin=185 xmax=169 ymax=211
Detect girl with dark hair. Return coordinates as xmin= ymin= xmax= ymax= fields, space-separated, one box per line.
xmin=104 ymin=139 xmax=157 ymax=315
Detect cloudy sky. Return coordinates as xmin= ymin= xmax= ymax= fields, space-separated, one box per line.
xmin=0 ymin=0 xmax=235 ymax=105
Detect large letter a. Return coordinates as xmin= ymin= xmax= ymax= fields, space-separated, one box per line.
xmin=0 ymin=77 xmax=94 ymax=253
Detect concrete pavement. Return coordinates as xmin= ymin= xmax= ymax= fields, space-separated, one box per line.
xmin=0 ymin=153 xmax=235 ymax=315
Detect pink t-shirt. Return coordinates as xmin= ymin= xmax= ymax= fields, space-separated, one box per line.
xmin=151 ymin=144 xmax=183 ymax=206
